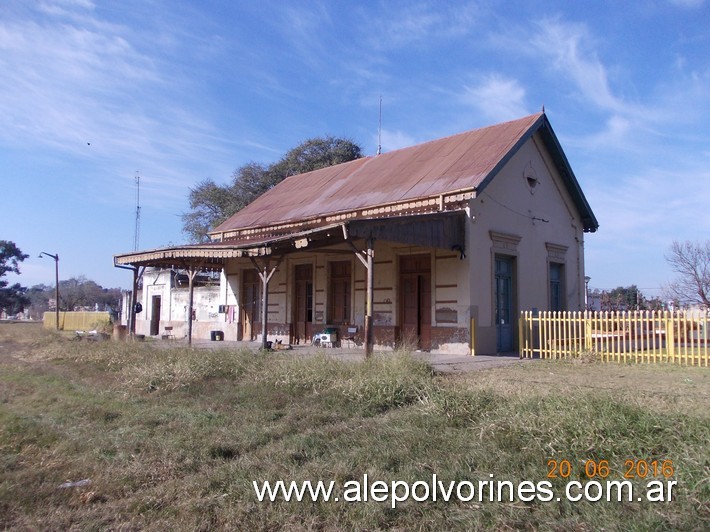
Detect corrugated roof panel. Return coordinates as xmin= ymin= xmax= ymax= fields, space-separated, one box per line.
xmin=404 ymin=134 xmax=487 ymax=197
xmin=213 ymin=114 xmax=543 ymax=233
xmin=215 ymin=157 xmax=371 ymax=229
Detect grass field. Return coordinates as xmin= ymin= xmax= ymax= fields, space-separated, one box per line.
xmin=1 ymin=322 xmax=708 ymax=530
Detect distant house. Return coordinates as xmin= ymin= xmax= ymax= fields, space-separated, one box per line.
xmin=115 ymin=113 xmax=598 ymax=354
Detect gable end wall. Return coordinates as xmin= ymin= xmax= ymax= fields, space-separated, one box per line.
xmin=467 ymin=133 xmax=587 ymax=353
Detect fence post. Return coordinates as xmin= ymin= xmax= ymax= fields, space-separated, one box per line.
xmin=665 ymin=311 xmax=675 ymax=363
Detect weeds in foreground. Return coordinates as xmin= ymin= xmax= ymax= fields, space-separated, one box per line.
xmin=571 ymin=349 xmax=601 ymax=363
xmin=0 ymin=324 xmax=708 ymax=530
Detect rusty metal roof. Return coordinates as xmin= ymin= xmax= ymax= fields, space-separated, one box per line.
xmin=211 ymin=113 xmax=598 ymax=238
xmin=115 ymin=114 xmax=597 ymax=273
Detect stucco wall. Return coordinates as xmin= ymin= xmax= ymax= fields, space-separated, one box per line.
xmin=135 ymin=269 xmax=225 ymax=340
xmin=467 ymin=131 xmax=586 ymax=353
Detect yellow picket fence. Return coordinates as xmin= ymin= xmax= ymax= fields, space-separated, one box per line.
xmin=43 ymin=311 xmax=112 ymax=331
xmin=519 ymin=310 xmax=709 ymax=366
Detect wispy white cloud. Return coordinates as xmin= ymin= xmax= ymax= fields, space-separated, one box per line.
xmin=275 ymin=2 xmax=333 ymax=71
xmin=379 ymin=128 xmax=417 ymax=152
xmin=570 ymin=114 xmax=637 ymax=153
xmin=0 ymin=1 xmax=237 ymax=201
xmin=525 ymin=17 xmax=704 ymax=151
xmin=37 ymin=0 xmax=95 ymax=17
xmin=668 ymin=0 xmax=705 ymax=8
xmin=364 ymin=0 xmax=481 ymax=50
xmin=511 ymin=14 xmax=710 ymax=288
xmin=609 ymin=160 xmax=709 ymax=234
xmin=460 ymin=74 xmax=528 ymax=123
xmin=530 ymin=18 xmax=625 ymax=113
xmin=0 ymin=19 xmax=158 ymax=146
xmin=585 ymin=159 xmax=710 ymax=288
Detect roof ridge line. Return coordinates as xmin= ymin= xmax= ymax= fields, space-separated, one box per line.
xmin=373 ymin=112 xmax=544 ymax=158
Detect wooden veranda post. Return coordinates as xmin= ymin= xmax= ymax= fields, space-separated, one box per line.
xmin=346 ymin=235 xmax=375 ymax=358
xmin=187 ymin=270 xmax=194 ymax=345
xmin=184 ymin=260 xmax=205 ymax=346
xmin=249 ymin=255 xmax=284 ymax=350
xmin=186 ymin=268 xmax=196 ymax=345
xmin=365 ymin=237 xmax=374 ymax=357
xmin=260 ymin=260 xmax=269 ymax=350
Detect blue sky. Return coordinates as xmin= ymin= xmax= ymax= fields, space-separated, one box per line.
xmin=1 ymin=0 xmax=708 ymax=298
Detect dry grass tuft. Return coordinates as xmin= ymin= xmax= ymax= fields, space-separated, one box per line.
xmin=1 ymin=322 xmax=708 ymax=530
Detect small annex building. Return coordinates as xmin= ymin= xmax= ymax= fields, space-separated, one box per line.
xmin=115 ymin=113 xmax=598 ymax=355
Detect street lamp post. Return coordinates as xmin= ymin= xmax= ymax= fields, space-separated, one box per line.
xmin=39 ymin=252 xmax=60 ymax=330
xmin=584 ymin=276 xmax=591 ymax=311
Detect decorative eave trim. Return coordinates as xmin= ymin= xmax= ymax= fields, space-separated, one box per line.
xmin=211 ymin=188 xmax=476 ymax=243
xmin=113 ymin=245 xmax=271 ymax=267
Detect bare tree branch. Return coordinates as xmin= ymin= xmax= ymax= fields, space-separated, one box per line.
xmin=665 ymin=240 xmax=710 ymax=308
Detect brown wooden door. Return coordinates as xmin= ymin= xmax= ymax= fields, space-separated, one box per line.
xmin=242 ymin=270 xmax=260 ymax=341
xmin=293 ymin=264 xmax=313 ymax=344
xmin=399 ymin=254 xmax=431 ymax=350
xmin=329 ymin=261 xmax=351 ymax=325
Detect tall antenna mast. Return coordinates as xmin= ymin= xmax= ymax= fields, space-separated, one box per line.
xmin=134 ymin=171 xmax=141 ymax=251
xmin=377 ymin=95 xmax=382 ymax=155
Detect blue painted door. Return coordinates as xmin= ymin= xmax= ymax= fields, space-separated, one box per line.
xmin=495 ymin=257 xmax=514 ymax=352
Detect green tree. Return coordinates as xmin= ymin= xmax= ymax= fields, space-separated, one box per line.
xmin=57 ymin=276 xmax=122 ymax=312
xmin=644 ymin=295 xmax=665 ymax=311
xmin=182 ymin=163 xmax=268 ymax=242
xmin=26 ymin=284 xmax=51 ymax=320
xmin=26 ymin=278 xmax=122 ymax=315
xmin=0 ymin=240 xmax=30 ymax=315
xmin=269 ymin=136 xmax=364 ymax=178
xmin=597 ymin=285 xmax=662 ymax=311
xmin=182 ymin=137 xmax=363 ymax=242
xmin=608 ymin=285 xmax=643 ymax=310
xmin=665 ymin=240 xmax=710 ymax=309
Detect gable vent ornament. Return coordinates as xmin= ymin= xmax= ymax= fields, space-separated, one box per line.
xmin=523 ymin=161 xmax=539 ymax=194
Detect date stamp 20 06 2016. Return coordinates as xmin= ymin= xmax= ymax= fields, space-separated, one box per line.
xmin=547 ymin=459 xmax=675 ymax=480
xmin=545 ymin=459 xmax=678 ymax=503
